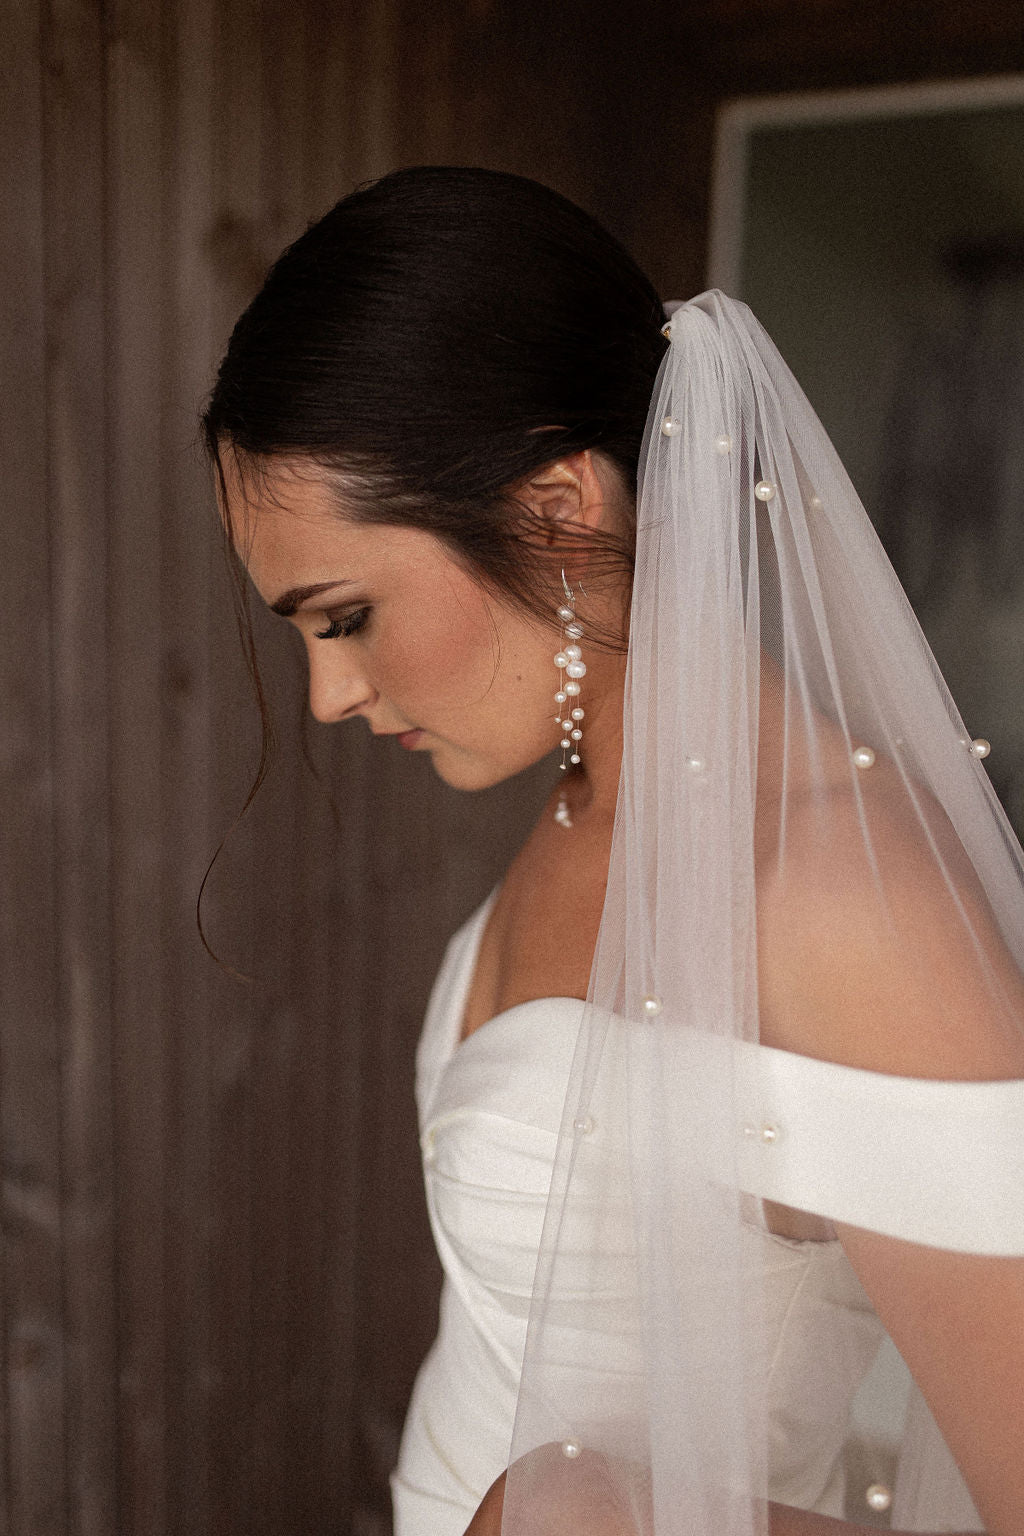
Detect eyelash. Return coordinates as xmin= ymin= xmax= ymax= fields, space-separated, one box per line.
xmin=313 ymin=607 xmax=371 ymax=641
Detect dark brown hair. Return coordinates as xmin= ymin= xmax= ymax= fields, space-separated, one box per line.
xmin=204 ymin=165 xmax=667 ymax=625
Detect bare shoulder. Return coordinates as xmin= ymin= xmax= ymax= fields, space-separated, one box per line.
xmin=756 ymin=766 xmax=1024 ymax=1080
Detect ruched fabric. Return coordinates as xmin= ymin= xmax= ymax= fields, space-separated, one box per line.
xmin=391 ymin=898 xmax=889 ymax=1536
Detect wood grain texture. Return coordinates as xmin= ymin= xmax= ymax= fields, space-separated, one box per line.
xmin=4 ymin=1 xmax=1024 ymax=1530
xmin=51 ymin=0 xmax=122 ymax=1505
xmin=105 ymin=0 xmax=171 ymax=1527
xmin=159 ymin=4 xmax=218 ymax=1528
xmin=1 ymin=1 xmax=63 ymax=1529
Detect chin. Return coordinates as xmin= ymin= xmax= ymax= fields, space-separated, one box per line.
xmin=429 ymin=743 xmax=546 ymax=794
xmin=431 ymin=760 xmax=509 ymax=793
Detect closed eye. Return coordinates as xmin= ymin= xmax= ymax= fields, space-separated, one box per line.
xmin=314 ymin=606 xmax=371 ymax=641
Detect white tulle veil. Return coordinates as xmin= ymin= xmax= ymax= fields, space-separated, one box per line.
xmin=500 ymin=292 xmax=1024 ymax=1536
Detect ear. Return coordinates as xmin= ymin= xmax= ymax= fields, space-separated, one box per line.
xmin=519 ymin=451 xmax=608 ymax=542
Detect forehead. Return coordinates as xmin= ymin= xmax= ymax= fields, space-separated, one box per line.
xmin=217 ymin=450 xmax=455 ymax=601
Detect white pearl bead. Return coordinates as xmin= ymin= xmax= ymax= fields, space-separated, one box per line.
xmin=809 ymin=494 xmax=823 ymax=511
xmin=564 ymin=644 xmax=582 ymax=663
xmin=970 ymin=737 xmax=991 ymax=759
xmin=565 ymin=622 xmax=583 ymax=639
xmin=565 ymin=661 xmax=586 ymax=679
xmin=570 ymin=753 xmax=581 ymax=765
xmin=565 ymin=681 xmax=581 ymax=696
xmin=554 ymin=652 xmax=568 ymax=669
xmin=557 ymin=605 xmax=575 ymax=622
xmin=754 ymin=480 xmax=776 ymax=502
xmin=554 ymin=690 xmax=567 ymax=705
xmin=686 ymin=755 xmax=704 ymax=772
xmin=561 ymin=1441 xmax=582 ymax=1459
xmin=572 ymin=1114 xmax=594 ymax=1134
xmin=571 ymin=729 xmax=582 ymax=741
xmin=715 ymin=434 xmax=732 ymax=455
xmin=561 ymin=738 xmax=571 ymax=749
xmin=571 ymin=708 xmax=584 ymax=720
xmin=760 ymin=1123 xmax=779 ymax=1143
xmin=661 ymin=416 xmax=680 ymax=437
xmin=641 ymin=994 xmax=662 ymax=1018
xmin=865 ymin=1484 xmax=892 ymax=1513
xmin=852 ymin=746 xmax=876 ymax=769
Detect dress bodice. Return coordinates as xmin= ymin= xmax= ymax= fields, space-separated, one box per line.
xmin=392 ymin=896 xmax=891 ymax=1535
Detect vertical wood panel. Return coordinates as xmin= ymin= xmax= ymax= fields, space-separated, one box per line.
xmin=0 ymin=1 xmax=58 ymax=1530
xmin=347 ymin=0 xmax=399 ymax=183
xmin=45 ymin=0 xmax=115 ymax=1532
xmin=49 ymin=0 xmax=119 ymax=1499
xmin=57 ymin=12 xmax=120 ymax=1517
xmin=105 ymin=0 xmax=169 ymax=1527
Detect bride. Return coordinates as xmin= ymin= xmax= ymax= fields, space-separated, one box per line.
xmin=203 ymin=167 xmax=1024 ymax=1536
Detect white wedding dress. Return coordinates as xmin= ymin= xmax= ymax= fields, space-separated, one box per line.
xmin=391 ymin=895 xmax=998 ymax=1536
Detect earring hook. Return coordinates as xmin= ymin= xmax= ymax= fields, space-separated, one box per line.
xmin=561 ymin=568 xmax=589 ymax=602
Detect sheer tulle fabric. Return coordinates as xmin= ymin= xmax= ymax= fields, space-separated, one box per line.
xmin=501 ymin=293 xmax=1024 ymax=1536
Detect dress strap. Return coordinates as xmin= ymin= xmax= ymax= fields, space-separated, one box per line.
xmin=732 ymin=1041 xmax=1024 ymax=1254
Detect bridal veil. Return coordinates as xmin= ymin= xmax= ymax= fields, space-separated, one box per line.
xmin=501 ymin=292 xmax=1024 ymax=1536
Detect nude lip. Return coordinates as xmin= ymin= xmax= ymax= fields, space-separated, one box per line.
xmin=396 ymin=729 xmax=425 ymax=749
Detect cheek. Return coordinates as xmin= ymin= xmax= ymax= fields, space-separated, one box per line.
xmin=378 ymin=587 xmax=504 ymax=713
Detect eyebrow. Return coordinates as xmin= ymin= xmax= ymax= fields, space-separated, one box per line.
xmin=269 ymin=580 xmax=354 ymax=617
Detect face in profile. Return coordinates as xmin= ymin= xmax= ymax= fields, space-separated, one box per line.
xmin=222 ymin=454 xmax=586 ymax=792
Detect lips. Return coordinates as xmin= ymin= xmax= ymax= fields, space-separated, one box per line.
xmin=396 ymin=729 xmax=425 ymax=749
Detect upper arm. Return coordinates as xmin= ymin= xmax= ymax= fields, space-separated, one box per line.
xmin=835 ymin=1228 xmax=1024 ymax=1536
xmin=755 ymin=786 xmax=1024 ymax=1533
xmin=756 ymin=783 xmax=1024 ymax=1081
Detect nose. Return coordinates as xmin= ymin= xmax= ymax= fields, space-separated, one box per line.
xmin=305 ymin=645 xmax=376 ymax=724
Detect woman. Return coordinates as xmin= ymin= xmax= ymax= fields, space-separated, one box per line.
xmin=204 ymin=167 xmax=1024 ymax=1536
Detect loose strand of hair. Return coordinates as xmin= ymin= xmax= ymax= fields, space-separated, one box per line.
xmin=195 ymin=455 xmax=280 ymax=978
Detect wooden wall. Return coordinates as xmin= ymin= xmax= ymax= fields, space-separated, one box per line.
xmin=3 ymin=2 xmax=1023 ymax=1531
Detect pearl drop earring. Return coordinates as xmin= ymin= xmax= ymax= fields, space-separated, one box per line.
xmin=554 ymin=570 xmax=585 ymax=827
